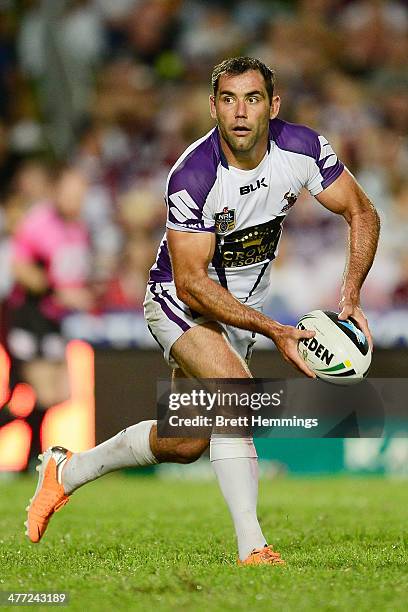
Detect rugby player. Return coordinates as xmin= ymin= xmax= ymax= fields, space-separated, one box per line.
xmin=25 ymin=57 xmax=380 ymax=565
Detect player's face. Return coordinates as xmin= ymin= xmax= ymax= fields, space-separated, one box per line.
xmin=210 ymin=70 xmax=280 ymax=156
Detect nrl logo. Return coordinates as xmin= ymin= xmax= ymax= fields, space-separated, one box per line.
xmin=281 ymin=190 xmax=298 ymax=213
xmin=215 ymin=207 xmax=236 ymax=235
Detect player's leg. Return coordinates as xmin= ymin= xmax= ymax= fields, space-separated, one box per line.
xmin=149 ymin=321 xmax=250 ymax=462
xmin=26 ymin=291 xmax=281 ymax=561
xmin=25 ymin=323 xmax=245 ymax=542
xmin=60 ymin=322 xmax=239 ymax=498
xmin=148 ymin=366 xmax=209 ymax=463
xmin=61 ymin=321 xmax=248 ymax=489
xmin=156 ymin=322 xmax=280 ymax=564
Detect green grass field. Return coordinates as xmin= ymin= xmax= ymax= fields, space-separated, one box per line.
xmin=1 ymin=473 xmax=407 ymax=611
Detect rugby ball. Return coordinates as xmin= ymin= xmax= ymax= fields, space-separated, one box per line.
xmin=297 ymin=310 xmax=371 ymax=385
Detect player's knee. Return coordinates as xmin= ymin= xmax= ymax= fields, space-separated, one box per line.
xmin=175 ymin=438 xmax=208 ymax=464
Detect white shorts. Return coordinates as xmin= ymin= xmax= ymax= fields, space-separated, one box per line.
xmin=144 ymin=281 xmax=257 ymax=368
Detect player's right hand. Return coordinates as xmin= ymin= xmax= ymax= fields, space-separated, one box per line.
xmin=271 ymin=325 xmax=317 ymax=378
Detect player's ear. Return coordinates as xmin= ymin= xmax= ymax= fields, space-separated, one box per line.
xmin=209 ymin=95 xmax=217 ymax=120
xmin=270 ymin=95 xmax=281 ymax=119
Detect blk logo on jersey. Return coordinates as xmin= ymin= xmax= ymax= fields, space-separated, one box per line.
xmin=240 ymin=177 xmax=268 ymax=196
xmin=281 ymin=190 xmax=298 ymax=213
xmin=215 ymin=207 xmax=236 ymax=235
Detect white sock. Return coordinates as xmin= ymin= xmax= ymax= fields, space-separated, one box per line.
xmin=62 ymin=420 xmax=158 ymax=494
xmin=210 ymin=436 xmax=267 ymax=561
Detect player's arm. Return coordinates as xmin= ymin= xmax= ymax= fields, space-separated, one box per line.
xmin=315 ymin=168 xmax=380 ymax=348
xmin=167 ymin=228 xmax=316 ymax=377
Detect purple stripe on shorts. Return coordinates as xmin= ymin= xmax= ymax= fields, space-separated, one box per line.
xmin=161 ymin=287 xmax=188 ymax=315
xmin=151 ymin=285 xmax=191 ymax=333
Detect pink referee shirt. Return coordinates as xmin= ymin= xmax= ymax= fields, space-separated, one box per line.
xmin=11 ymin=202 xmax=91 ymax=320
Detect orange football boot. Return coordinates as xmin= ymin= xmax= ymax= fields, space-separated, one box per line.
xmin=25 ymin=446 xmax=73 ymax=543
xmin=238 ymin=545 xmax=286 ymax=566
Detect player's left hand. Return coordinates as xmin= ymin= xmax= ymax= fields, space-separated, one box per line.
xmin=338 ymin=298 xmax=373 ymax=351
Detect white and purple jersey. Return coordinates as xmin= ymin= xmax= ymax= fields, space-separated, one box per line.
xmin=149 ymin=118 xmax=344 ymax=306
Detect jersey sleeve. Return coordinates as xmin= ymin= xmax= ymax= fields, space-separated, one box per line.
xmin=305 ymin=134 xmax=344 ymax=196
xmin=165 ymin=149 xmax=217 ymax=233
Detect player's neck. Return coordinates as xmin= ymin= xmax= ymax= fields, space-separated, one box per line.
xmin=219 ymin=132 xmax=268 ymax=171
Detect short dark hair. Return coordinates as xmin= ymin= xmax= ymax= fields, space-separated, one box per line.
xmin=211 ymin=57 xmax=275 ymax=103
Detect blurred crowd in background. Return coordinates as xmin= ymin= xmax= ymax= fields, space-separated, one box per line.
xmin=0 ymin=0 xmax=407 ymax=348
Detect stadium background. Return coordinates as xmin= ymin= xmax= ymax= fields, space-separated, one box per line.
xmin=0 ymin=0 xmax=407 ymax=475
